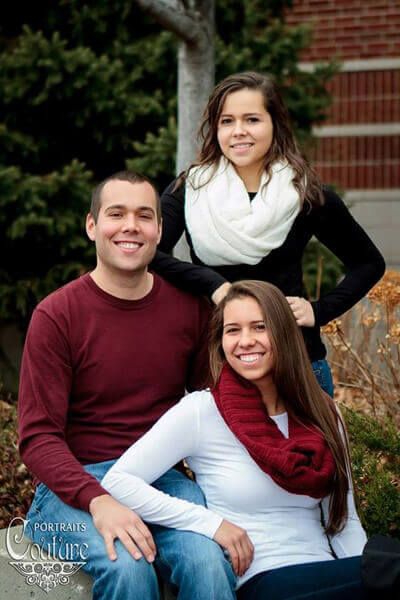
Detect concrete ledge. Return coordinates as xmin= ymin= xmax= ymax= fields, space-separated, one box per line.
xmin=0 ymin=526 xmax=174 ymax=599
xmin=299 ymin=57 xmax=400 ymax=72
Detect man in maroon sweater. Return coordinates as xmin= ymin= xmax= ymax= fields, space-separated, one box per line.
xmin=18 ymin=171 xmax=235 ymax=600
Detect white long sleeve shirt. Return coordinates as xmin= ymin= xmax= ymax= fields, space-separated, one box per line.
xmin=102 ymin=391 xmax=367 ymax=587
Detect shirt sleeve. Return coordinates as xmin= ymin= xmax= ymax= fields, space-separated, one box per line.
xmin=151 ymin=179 xmax=227 ymax=298
xmin=150 ymin=250 xmax=226 ymax=298
xmin=18 ymin=307 xmax=109 ymax=511
xmin=101 ymin=394 xmax=224 ymax=538
xmin=310 ymin=188 xmax=385 ymax=327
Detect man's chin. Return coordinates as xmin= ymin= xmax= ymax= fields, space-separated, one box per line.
xmin=116 ymin=250 xmax=156 ymax=274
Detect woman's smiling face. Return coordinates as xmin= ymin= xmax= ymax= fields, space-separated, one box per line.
xmin=217 ymin=88 xmax=273 ymax=181
xmin=222 ymin=296 xmax=274 ymax=386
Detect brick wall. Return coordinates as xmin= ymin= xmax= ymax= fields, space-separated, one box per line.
xmin=311 ymin=135 xmax=400 ymax=188
xmin=325 ymin=70 xmax=400 ymax=124
xmin=286 ymin=0 xmax=400 ymax=61
xmin=287 ymin=0 xmax=400 ymax=192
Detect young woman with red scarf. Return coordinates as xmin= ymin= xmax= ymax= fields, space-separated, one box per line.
xmin=102 ymin=281 xmax=369 ymax=600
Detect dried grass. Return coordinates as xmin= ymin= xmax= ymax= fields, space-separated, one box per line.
xmin=323 ymin=270 xmax=400 ymax=426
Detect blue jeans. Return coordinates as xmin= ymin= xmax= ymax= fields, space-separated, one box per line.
xmin=26 ymin=462 xmax=236 ymax=600
xmin=312 ymin=359 xmax=334 ymax=397
xmin=237 ymin=556 xmax=367 ymax=600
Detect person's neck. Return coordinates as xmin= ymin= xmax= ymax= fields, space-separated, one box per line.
xmin=255 ymin=379 xmax=285 ymax=416
xmin=235 ymin=165 xmax=263 ymax=193
xmin=90 ymin=265 xmax=154 ymax=300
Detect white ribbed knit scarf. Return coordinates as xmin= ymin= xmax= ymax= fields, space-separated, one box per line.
xmin=185 ymin=157 xmax=300 ymax=266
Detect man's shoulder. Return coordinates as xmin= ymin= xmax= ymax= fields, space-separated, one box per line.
xmin=35 ymin=274 xmax=89 ymax=315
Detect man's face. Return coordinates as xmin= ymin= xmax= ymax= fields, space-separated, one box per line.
xmin=86 ymin=179 xmax=161 ymax=277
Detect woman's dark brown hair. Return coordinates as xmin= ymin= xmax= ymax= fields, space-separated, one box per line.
xmin=184 ymin=71 xmax=323 ymax=209
xmin=209 ymin=280 xmax=351 ymax=534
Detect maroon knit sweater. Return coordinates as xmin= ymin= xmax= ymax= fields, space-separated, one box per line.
xmin=18 ymin=273 xmax=210 ymax=511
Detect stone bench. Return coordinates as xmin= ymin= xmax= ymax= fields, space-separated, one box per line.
xmin=0 ymin=526 xmax=174 ymax=599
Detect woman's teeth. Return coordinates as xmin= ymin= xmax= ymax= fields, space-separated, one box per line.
xmin=239 ymin=353 xmax=262 ymax=363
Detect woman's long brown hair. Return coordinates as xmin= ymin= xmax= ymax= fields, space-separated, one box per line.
xmin=209 ymin=280 xmax=351 ymax=534
xmin=180 ymin=71 xmax=323 ymax=209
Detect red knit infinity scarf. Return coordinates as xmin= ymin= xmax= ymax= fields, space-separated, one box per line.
xmin=212 ymin=365 xmax=336 ymax=498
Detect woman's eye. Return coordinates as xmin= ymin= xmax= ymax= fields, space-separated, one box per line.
xmin=225 ymin=328 xmax=239 ymax=334
xmin=220 ymin=118 xmax=232 ymax=125
xmin=255 ymin=324 xmax=266 ymax=331
xmin=247 ymin=117 xmax=260 ymax=123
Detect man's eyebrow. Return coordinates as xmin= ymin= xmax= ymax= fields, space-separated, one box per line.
xmin=104 ymin=204 xmax=155 ymax=213
xmin=137 ymin=206 xmax=155 ymax=213
xmin=104 ymin=204 xmax=125 ymax=211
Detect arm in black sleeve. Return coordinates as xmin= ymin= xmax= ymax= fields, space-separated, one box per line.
xmin=150 ymin=179 xmax=227 ymax=298
xmin=311 ymin=188 xmax=386 ymax=327
xmin=186 ymin=298 xmax=212 ymax=392
xmin=157 ymin=179 xmax=187 ymax=253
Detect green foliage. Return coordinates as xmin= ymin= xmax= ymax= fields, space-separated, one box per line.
xmin=0 ymin=161 xmax=93 ymax=324
xmin=0 ymin=1 xmax=337 ymax=328
xmin=0 ymin=3 xmax=176 ymax=326
xmin=128 ymin=116 xmax=177 ymax=187
xmin=302 ymin=240 xmax=344 ymax=301
xmin=344 ymin=407 xmax=400 ymax=538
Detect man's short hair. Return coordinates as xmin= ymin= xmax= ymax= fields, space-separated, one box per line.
xmin=90 ymin=171 xmax=161 ymax=223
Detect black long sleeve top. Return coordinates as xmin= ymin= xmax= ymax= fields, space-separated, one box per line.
xmin=151 ymin=179 xmax=385 ymax=361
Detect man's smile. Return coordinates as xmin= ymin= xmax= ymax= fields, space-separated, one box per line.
xmin=114 ymin=241 xmax=144 ymax=252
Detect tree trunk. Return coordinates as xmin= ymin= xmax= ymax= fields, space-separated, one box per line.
xmin=132 ymin=0 xmax=216 ymax=260
xmin=175 ymin=0 xmax=215 ymax=260
xmin=176 ymin=0 xmax=215 ymax=174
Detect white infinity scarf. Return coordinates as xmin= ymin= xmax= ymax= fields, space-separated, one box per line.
xmin=185 ymin=158 xmax=300 ymax=266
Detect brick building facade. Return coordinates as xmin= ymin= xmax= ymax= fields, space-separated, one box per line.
xmin=286 ymin=0 xmax=400 ymax=267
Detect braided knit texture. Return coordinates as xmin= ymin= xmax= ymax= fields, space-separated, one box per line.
xmin=212 ymin=364 xmax=335 ymax=498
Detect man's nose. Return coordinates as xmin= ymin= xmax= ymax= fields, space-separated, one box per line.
xmin=122 ymin=214 xmax=139 ymax=232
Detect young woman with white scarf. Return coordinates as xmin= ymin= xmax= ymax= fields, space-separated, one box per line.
xmin=152 ymin=71 xmax=385 ymax=395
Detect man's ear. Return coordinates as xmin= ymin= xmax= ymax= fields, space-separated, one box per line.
xmin=86 ymin=213 xmax=96 ymax=241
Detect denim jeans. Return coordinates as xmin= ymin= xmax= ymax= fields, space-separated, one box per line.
xmin=237 ymin=556 xmax=367 ymax=600
xmin=312 ymin=359 xmax=334 ymax=397
xmin=26 ymin=462 xmax=236 ymax=600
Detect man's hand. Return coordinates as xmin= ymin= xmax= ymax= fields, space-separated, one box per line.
xmin=89 ymin=494 xmax=156 ymax=562
xmin=211 ymin=282 xmax=232 ymax=305
xmin=213 ymin=519 xmax=254 ymax=577
xmin=286 ymin=296 xmax=315 ymax=327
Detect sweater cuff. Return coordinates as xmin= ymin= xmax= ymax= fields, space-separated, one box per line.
xmin=208 ymin=275 xmax=229 ymax=298
xmin=76 ymin=480 xmax=111 ymax=512
xmin=204 ymin=513 xmax=224 ymax=539
xmin=311 ymin=300 xmax=322 ymax=328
